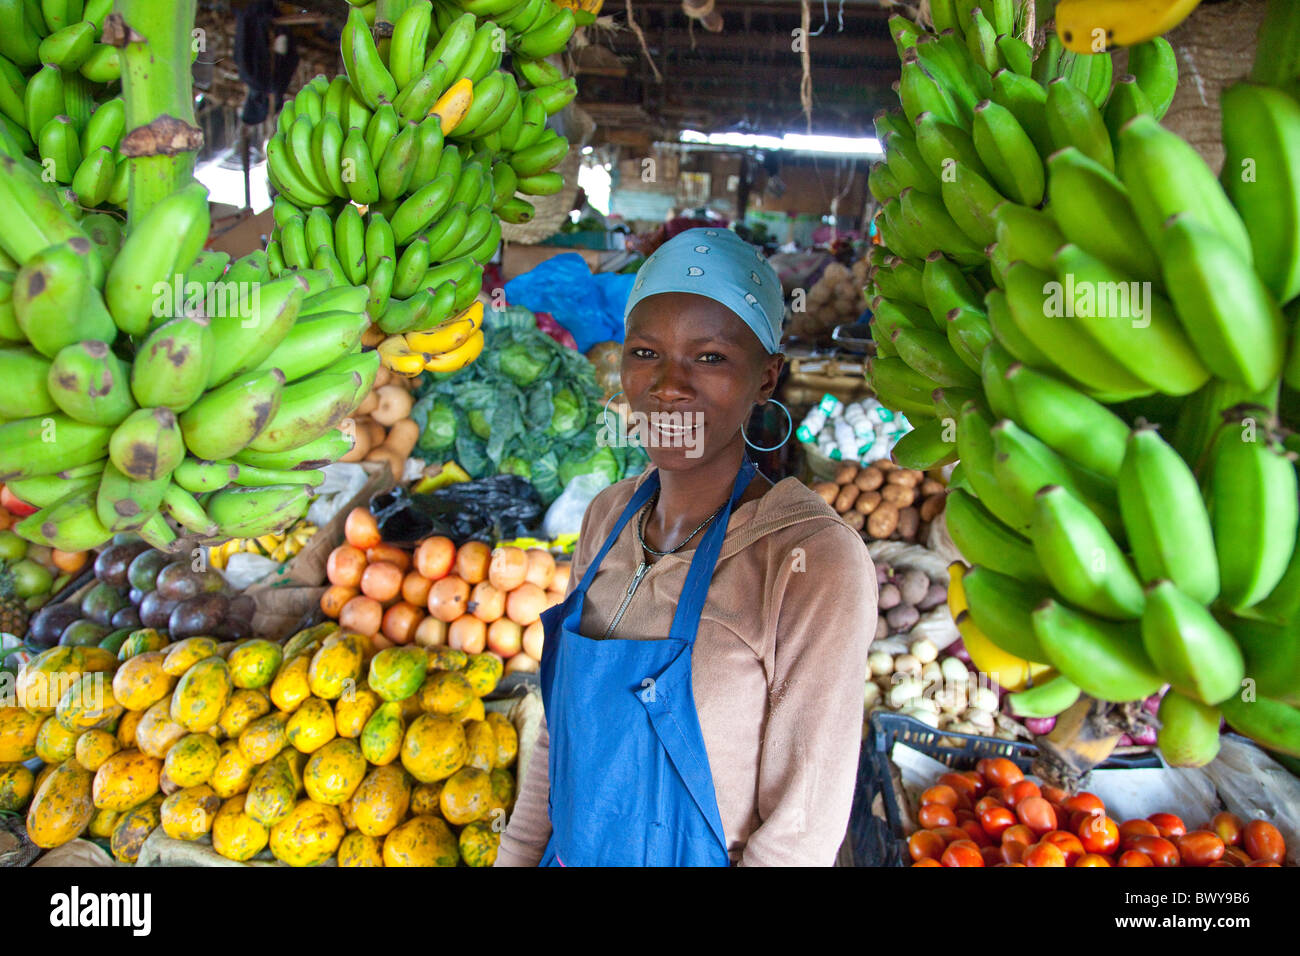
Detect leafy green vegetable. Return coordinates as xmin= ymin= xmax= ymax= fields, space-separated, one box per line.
xmin=411 ymin=305 xmax=647 ymax=504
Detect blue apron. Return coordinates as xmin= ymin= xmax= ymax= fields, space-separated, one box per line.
xmin=537 ymin=456 xmax=757 ymax=867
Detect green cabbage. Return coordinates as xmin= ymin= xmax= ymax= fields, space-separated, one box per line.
xmin=550 ymin=387 xmax=583 ymax=438
xmin=499 ymin=342 xmax=549 ymax=387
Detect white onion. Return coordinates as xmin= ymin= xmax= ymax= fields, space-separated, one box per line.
xmin=863 ymin=682 xmax=882 ymax=709
xmin=940 ymin=656 xmax=969 ymax=684
xmin=867 ymin=651 xmax=894 ymax=677
xmin=887 ymin=677 xmax=923 ymax=709
xmin=893 ymin=653 xmax=922 ymax=677
xmin=909 ymin=638 xmax=938 ymax=664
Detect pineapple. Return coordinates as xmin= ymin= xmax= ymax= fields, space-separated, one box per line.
xmin=0 ymin=563 xmax=28 ymax=639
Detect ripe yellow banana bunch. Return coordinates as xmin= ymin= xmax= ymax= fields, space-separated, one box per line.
xmin=377 ymin=300 xmax=485 ymax=375
xmin=208 ymin=519 xmax=318 ymax=569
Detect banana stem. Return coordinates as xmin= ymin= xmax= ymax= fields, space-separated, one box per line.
xmin=106 ymin=0 xmax=203 ymax=225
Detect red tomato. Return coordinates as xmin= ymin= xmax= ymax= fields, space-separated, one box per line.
xmin=1017 ymin=796 xmax=1058 ymax=835
xmin=1247 ymin=860 xmax=1282 ymax=867
xmin=1062 ymin=791 xmax=1105 ymax=816
xmin=1004 ymin=779 xmax=1042 ymax=809
xmin=1129 ymin=835 xmax=1180 ymax=867
xmin=1119 ymin=819 xmax=1161 ymax=846
xmin=908 ymin=830 xmax=946 ymax=862
xmin=1000 ymin=841 xmax=1027 ymax=865
xmin=1042 ymin=830 xmax=1086 ymax=866
xmin=1023 ymin=841 xmax=1067 ymax=867
xmin=1001 ymin=824 xmax=1036 ymax=847
xmin=982 ymin=757 xmax=1024 ymax=789
xmin=1224 ymin=847 xmax=1253 ymax=867
xmin=912 ymin=858 xmax=942 ymax=867
xmin=1117 ymin=850 xmax=1154 ymax=867
xmin=958 ymin=770 xmax=987 ymax=796
xmin=985 ymin=787 xmax=1007 ymax=805
xmin=921 ymin=784 xmax=960 ymax=808
xmin=1147 ymin=812 xmax=1187 ymax=839
xmin=932 ymin=826 xmax=969 ymax=846
xmin=1211 ymin=811 xmax=1244 ymax=847
xmin=980 ymin=845 xmax=1004 ymax=866
xmin=975 ymin=758 xmax=995 ymax=779
xmin=1176 ymin=830 xmax=1226 ymax=867
xmin=941 ymin=840 xmax=985 ymax=867
xmin=980 ymin=807 xmax=1018 ymax=841
xmin=955 ymin=809 xmax=978 ymax=825
xmin=918 ymin=803 xmax=957 ymax=829
xmin=1078 ymin=814 xmax=1121 ymax=856
xmin=938 ymin=773 xmax=979 ymax=804
xmin=1075 ymin=853 xmax=1112 ymax=867
xmin=1041 ymin=784 xmax=1068 ymax=804
xmin=1243 ymin=820 xmax=1286 ymax=863
xmin=960 ymin=818 xmax=993 ymax=847
xmin=974 ymin=796 xmax=1006 ymax=816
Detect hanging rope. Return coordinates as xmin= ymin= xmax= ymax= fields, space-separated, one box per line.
xmin=626 ymin=0 xmax=663 ymax=83
xmin=800 ymin=0 xmax=813 ymax=134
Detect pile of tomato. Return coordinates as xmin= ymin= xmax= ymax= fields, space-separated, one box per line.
xmin=908 ymin=758 xmax=1288 ymax=867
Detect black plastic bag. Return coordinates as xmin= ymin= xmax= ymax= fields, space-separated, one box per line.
xmin=369 ymin=475 xmax=544 ymax=546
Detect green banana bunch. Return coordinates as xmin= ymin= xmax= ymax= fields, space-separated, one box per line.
xmin=1031 ymin=599 xmax=1164 ymax=703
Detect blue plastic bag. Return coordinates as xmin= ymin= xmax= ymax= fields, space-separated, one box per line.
xmin=505 ymin=253 xmax=636 ymax=352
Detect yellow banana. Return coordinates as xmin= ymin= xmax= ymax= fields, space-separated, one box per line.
xmin=377 ymin=334 xmax=431 ymax=375
xmin=431 ymin=78 xmax=474 ymax=135
xmin=1054 ymin=0 xmax=1202 ymax=53
xmin=424 ymin=327 xmax=484 ymax=373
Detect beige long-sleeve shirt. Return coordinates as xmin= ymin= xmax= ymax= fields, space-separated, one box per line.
xmin=495 ymin=468 xmax=878 ymax=867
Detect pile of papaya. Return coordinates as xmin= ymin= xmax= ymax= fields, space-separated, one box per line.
xmin=0 ymin=620 xmax=517 ymax=867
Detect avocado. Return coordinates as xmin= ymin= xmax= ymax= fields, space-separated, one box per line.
xmin=138 ymin=590 xmax=179 ymax=630
xmin=110 ymin=604 xmax=141 ymax=630
xmin=127 ymin=549 xmax=171 ymax=592
xmin=59 ymin=618 xmax=111 ymax=647
xmin=168 ymin=593 xmax=230 ymax=640
xmin=26 ymin=602 xmax=83 ymax=649
xmin=93 ymin=541 xmax=151 ymax=588
xmin=98 ymin=627 xmax=136 ymax=655
xmin=155 ymin=562 xmax=205 ymax=603
xmin=81 ymin=581 xmax=130 ymax=626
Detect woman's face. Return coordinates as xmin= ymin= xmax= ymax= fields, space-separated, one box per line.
xmin=621 ymin=292 xmax=782 ymax=472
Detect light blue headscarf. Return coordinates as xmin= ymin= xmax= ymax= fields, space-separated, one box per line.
xmin=623 ymin=228 xmax=785 ymax=354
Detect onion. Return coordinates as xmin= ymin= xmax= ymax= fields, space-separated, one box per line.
xmin=1130 ymin=725 xmax=1158 ymax=746
xmin=940 ymin=656 xmax=969 ymax=683
xmin=1143 ymin=689 xmax=1167 ymax=715
xmin=946 ymin=639 xmax=971 ymax=662
xmin=1117 ymin=733 xmax=1134 ymax=746
xmin=1023 ymin=717 xmax=1056 ymax=735
xmin=910 ymin=638 xmax=938 ymax=664
xmin=867 ymin=650 xmax=894 ymax=677
xmin=893 ymin=653 xmax=922 ymax=677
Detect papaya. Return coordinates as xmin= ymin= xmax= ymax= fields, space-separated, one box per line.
xmin=488 ymin=767 xmax=515 ymax=817
xmin=337 ymin=830 xmax=384 ymax=866
xmin=227 ymin=639 xmax=283 ymax=689
xmin=74 ymin=728 xmax=121 ymax=771
xmin=462 ymin=652 xmax=503 ymax=697
xmin=485 ymin=711 xmax=517 ymax=769
xmin=211 ymin=793 xmax=271 ymax=862
xmin=88 ymin=806 xmax=120 ymax=839
xmin=111 ymin=650 xmax=174 ymax=711
xmin=426 ymin=645 xmax=468 ymax=671
xmin=401 ymin=713 xmax=467 ymax=783
xmin=349 ymin=763 xmax=412 ymax=837
xmin=0 ymin=706 xmax=43 ymax=761
xmin=209 ymin=740 xmax=256 ymax=799
xmin=459 ymin=818 xmax=500 ymax=866
xmin=410 ymin=780 xmax=444 ymax=816
xmin=308 ymin=632 xmax=366 ymax=700
xmin=162 ymin=637 xmax=219 ymax=676
xmin=286 ymin=697 xmax=336 ymax=754
xmin=117 ymin=628 xmax=168 ymax=660
xmin=462 ymin=719 xmax=496 ymax=772
xmin=35 ymin=715 xmax=82 ymax=763
xmin=238 ymin=711 xmax=289 ymax=764
xmin=382 ymin=814 xmax=458 ymax=866
xmin=92 ymin=748 xmax=163 ymax=811
xmin=268 ymin=798 xmax=345 ymax=866
xmin=214 ymin=641 xmax=237 ymax=659
xmin=340 ymin=796 xmax=357 ymax=830
xmin=56 ymin=671 xmax=124 ymax=732
xmin=439 ymin=765 xmax=491 ymax=824
xmin=134 ymin=698 xmax=187 ymax=758
xmin=115 ymin=708 xmax=144 ymax=750
xmin=419 ymin=669 xmax=475 ymax=716
xmin=303 ymin=737 xmax=366 ymax=805
xmin=169 ymin=656 xmax=232 ymax=732
xmin=244 ymin=752 xmax=300 ymax=827
xmin=0 ymin=762 xmax=35 ymax=811
xmin=458 ymin=697 xmax=485 ymax=723
xmin=367 ymin=646 xmax=428 ymax=702
xmin=110 ymin=793 xmax=165 ymax=863
xmin=281 ymin=622 xmax=337 ymax=661
xmin=163 ymin=732 xmax=221 ymax=787
xmin=26 ymin=758 xmax=95 ymax=848
xmin=33 ymin=761 xmax=57 ymax=794
xmin=17 ymin=646 xmax=118 ymax=715
xmin=334 ymin=683 xmax=381 ymax=738
xmin=399 ymin=692 xmax=424 ymax=720
xmin=217 ymin=688 xmax=272 ymax=738
xmin=360 ymin=701 xmax=405 ymax=766
xmin=269 ymin=653 xmax=313 ymax=713
xmin=160 ymin=784 xmax=222 ymax=840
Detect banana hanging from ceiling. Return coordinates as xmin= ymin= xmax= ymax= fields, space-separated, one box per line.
xmin=1054 ymin=0 xmax=1203 ymax=53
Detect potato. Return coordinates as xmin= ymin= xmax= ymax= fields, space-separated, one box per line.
xmin=854 ymin=467 xmax=884 ymax=491
xmin=356 ymin=391 xmax=379 ymax=417
xmin=909 ymin=639 xmax=938 ymax=664
xmin=887 ymin=604 xmax=920 ymax=633
xmin=920 ymin=478 xmax=947 ymax=497
xmin=875 ymin=459 xmax=897 ymax=472
xmin=874 ymin=617 xmax=888 ymax=642
xmin=842 ymin=510 xmax=865 ymax=531
xmin=895 ymin=506 xmax=920 ymax=540
xmin=897 ymin=569 xmax=930 ymax=606
xmin=812 ymin=482 xmax=839 ymax=506
xmin=867 ymin=503 xmax=899 ymax=539
xmin=893 ymin=654 xmax=922 ymax=677
xmin=920 ymin=492 xmax=947 ymax=522
xmin=834 ymin=463 xmax=860 ymax=485
xmin=833 ymin=485 xmax=860 ymax=514
xmin=918 ymin=583 xmax=948 ymax=611
xmin=371 ymin=386 xmax=414 ymax=427
xmin=887 ymin=468 xmax=923 ymax=487
xmin=878 ymin=583 xmax=901 ymax=610
xmin=854 ymin=489 xmax=882 ymax=515
xmin=880 ymin=483 xmax=915 ymax=507
xmin=867 ymin=651 xmax=893 ymax=677
xmin=863 ymin=683 xmax=882 ymax=710
xmin=339 ymin=424 xmax=372 ymax=463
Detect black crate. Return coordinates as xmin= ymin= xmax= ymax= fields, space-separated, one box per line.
xmin=843 ymin=711 xmax=1162 ymax=867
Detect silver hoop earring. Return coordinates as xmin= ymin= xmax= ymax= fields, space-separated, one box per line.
xmin=742 ymin=399 xmax=792 ymax=452
xmin=602 ymin=390 xmax=624 ymax=432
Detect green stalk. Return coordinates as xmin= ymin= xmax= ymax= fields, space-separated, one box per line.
xmin=1252 ymin=0 xmax=1300 ymax=90
xmin=107 ymin=0 xmax=202 ymax=225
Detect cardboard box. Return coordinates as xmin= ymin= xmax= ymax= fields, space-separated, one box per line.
xmin=207 ymin=207 xmax=274 ymax=258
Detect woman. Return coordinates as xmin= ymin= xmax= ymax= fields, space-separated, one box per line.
xmin=496 ymin=228 xmax=877 ymax=867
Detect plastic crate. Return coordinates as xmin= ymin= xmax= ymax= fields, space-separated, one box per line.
xmin=844 ymin=711 xmax=1162 ymax=867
